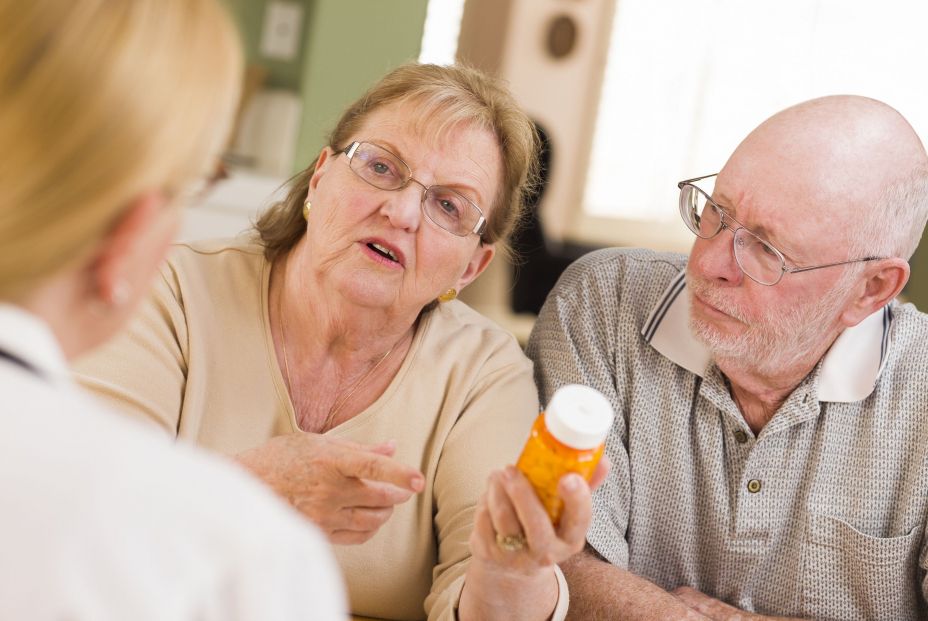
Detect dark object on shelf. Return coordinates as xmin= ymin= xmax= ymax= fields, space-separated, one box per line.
xmin=510 ymin=122 xmax=601 ymax=315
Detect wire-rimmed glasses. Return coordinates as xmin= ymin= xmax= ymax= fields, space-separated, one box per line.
xmin=341 ymin=141 xmax=487 ymax=238
xmin=678 ymin=173 xmax=883 ymax=286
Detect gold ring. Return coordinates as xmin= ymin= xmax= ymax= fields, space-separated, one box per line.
xmin=495 ymin=532 xmax=527 ymax=552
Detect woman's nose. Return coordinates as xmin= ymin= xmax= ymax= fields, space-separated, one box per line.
xmin=380 ymin=183 xmax=422 ymax=232
xmin=689 ymin=228 xmax=743 ymax=285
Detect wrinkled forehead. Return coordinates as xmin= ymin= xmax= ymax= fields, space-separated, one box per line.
xmin=358 ymin=96 xmax=498 ymax=153
xmin=715 ymin=158 xmax=857 ymax=260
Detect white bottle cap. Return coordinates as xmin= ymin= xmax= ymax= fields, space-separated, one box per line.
xmin=544 ymin=384 xmax=615 ymax=450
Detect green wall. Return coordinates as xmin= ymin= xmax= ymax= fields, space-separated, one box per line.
xmin=295 ymin=0 xmax=430 ymax=168
xmin=221 ymin=0 xmax=429 ymax=172
xmin=221 ymin=0 xmax=312 ymax=91
xmin=906 ymin=235 xmax=928 ymax=310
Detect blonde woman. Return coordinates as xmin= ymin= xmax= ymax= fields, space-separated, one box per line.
xmin=75 ymin=63 xmax=605 ymax=620
xmin=0 ymin=0 xmax=344 ymax=619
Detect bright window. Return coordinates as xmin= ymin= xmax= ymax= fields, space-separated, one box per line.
xmin=419 ymin=0 xmax=465 ymax=66
xmin=584 ymin=0 xmax=928 ymax=226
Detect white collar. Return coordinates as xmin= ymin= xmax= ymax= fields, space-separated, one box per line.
xmin=0 ymin=303 xmax=70 ymax=384
xmin=641 ymin=272 xmax=893 ymax=403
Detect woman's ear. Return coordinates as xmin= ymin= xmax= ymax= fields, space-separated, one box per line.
xmin=840 ymin=257 xmax=909 ymax=327
xmin=306 ymin=147 xmax=334 ymax=199
xmin=455 ymin=243 xmax=496 ymax=292
xmin=88 ymin=190 xmax=174 ymax=308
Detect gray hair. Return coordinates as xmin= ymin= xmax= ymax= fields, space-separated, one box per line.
xmin=849 ymin=167 xmax=928 ymax=261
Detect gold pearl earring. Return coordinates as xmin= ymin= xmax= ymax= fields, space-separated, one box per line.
xmin=438 ymin=288 xmax=457 ymax=303
xmin=302 ymin=199 xmax=311 ymax=220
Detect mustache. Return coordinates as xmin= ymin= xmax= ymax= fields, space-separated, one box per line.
xmin=686 ymin=275 xmax=751 ymax=324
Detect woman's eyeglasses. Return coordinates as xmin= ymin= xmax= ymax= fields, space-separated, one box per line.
xmin=341 ymin=141 xmax=487 ymax=238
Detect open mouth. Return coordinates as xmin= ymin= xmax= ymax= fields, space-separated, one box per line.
xmin=367 ymin=242 xmax=399 ymax=263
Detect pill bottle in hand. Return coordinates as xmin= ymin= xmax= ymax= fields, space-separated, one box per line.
xmin=516 ymin=384 xmax=614 ymax=525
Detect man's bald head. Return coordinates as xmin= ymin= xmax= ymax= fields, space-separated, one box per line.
xmin=721 ymin=95 xmax=928 ymax=259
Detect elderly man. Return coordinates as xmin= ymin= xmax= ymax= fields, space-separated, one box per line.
xmin=526 ymin=95 xmax=928 ymax=620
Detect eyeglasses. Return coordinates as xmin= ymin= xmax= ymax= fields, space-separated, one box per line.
xmin=340 ymin=141 xmax=487 ymax=238
xmin=677 ymin=173 xmax=883 ymax=286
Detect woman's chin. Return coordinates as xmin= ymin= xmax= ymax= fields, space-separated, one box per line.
xmin=335 ymin=284 xmax=403 ymax=313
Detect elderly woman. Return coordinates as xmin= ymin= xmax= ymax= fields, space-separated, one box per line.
xmin=0 ymin=0 xmax=344 ymax=618
xmin=75 ymin=63 xmax=602 ymax=620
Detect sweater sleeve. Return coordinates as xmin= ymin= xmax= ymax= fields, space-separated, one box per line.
xmin=425 ymin=338 xmax=572 ymax=620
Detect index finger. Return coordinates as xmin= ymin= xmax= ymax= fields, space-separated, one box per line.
xmin=334 ymin=448 xmax=424 ymax=493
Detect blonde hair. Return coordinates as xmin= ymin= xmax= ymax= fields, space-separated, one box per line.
xmin=0 ymin=0 xmax=242 ymax=298
xmin=255 ymin=63 xmax=538 ymax=262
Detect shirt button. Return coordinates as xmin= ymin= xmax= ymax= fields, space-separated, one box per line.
xmin=747 ymin=479 xmax=762 ymax=493
xmin=734 ymin=429 xmax=748 ymax=444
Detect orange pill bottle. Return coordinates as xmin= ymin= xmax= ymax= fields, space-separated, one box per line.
xmin=516 ymin=384 xmax=614 ymax=525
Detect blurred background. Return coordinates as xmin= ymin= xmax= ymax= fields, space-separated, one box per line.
xmin=192 ymin=0 xmax=928 ymax=341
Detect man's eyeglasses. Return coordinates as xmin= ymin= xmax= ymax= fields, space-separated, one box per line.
xmin=341 ymin=141 xmax=487 ymax=238
xmin=677 ymin=173 xmax=882 ymax=286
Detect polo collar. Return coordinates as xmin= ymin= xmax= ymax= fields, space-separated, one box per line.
xmin=641 ymin=271 xmax=893 ymax=403
xmin=0 ymin=304 xmax=69 ymax=384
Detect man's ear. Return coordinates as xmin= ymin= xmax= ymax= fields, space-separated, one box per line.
xmin=840 ymin=257 xmax=909 ymax=327
xmin=455 ymin=243 xmax=496 ymax=293
xmin=88 ymin=190 xmax=172 ymax=306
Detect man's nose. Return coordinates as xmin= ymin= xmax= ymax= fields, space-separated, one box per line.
xmin=690 ymin=228 xmax=743 ymax=285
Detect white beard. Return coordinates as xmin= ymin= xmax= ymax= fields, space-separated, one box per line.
xmin=686 ymin=273 xmax=851 ymax=377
